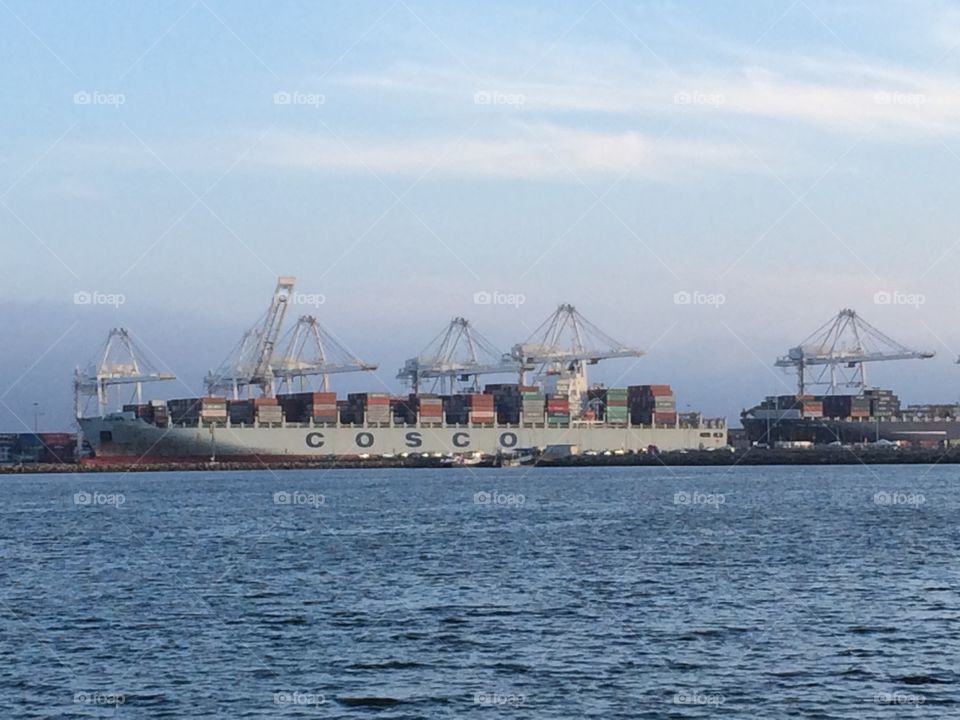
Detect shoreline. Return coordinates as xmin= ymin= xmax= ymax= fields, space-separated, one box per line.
xmin=3 ymin=447 xmax=960 ymax=473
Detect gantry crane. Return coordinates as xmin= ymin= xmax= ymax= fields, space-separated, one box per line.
xmin=775 ymin=308 xmax=934 ymax=395
xmin=273 ymin=315 xmax=378 ymax=393
xmin=397 ymin=317 xmax=518 ymax=394
xmin=74 ymin=327 xmax=175 ymax=419
xmin=205 ymin=276 xmax=296 ymax=398
xmin=511 ymin=304 xmax=643 ymax=413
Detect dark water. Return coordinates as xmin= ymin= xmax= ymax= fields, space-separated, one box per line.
xmin=1 ymin=465 xmax=958 ymax=718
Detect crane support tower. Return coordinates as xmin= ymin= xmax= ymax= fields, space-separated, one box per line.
xmin=206 ymin=276 xmax=296 ymax=398
xmin=775 ymin=308 xmax=934 ymax=395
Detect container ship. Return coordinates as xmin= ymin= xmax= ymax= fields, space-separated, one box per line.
xmin=740 ymin=309 xmax=959 ymax=448
xmin=75 ymin=278 xmax=726 ymax=464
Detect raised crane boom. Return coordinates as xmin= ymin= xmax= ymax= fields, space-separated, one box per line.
xmin=397 ymin=317 xmax=519 ymax=394
xmin=511 ymin=304 xmax=643 ymax=413
xmin=775 ymin=308 xmax=934 ymax=394
xmin=206 ymin=276 xmax=296 ymax=398
xmin=273 ymin=315 xmax=378 ymax=393
xmin=74 ymin=327 xmax=175 ymax=419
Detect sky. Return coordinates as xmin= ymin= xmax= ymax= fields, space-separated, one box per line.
xmin=3 ymin=0 xmax=960 ymax=431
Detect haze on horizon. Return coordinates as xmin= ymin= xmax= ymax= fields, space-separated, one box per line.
xmin=3 ymin=0 xmax=960 ymax=431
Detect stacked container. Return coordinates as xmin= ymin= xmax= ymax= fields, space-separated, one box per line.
xmin=278 ymin=392 xmax=338 ymax=424
xmin=255 ymin=397 xmax=282 ymax=425
xmin=391 ymin=396 xmax=417 ymax=425
xmin=168 ymin=397 xmax=227 ymax=425
xmin=227 ymin=399 xmax=255 ymax=425
xmin=38 ymin=432 xmax=75 ymax=463
xmin=522 ymin=390 xmax=545 ymax=423
xmin=122 ymin=404 xmax=155 ymax=422
xmin=628 ymin=385 xmax=675 ymax=425
xmin=546 ymin=394 xmax=570 ymax=425
xmin=485 ymin=384 xmax=523 ymax=424
xmin=468 ymin=394 xmax=495 ymax=425
xmin=605 ymin=387 xmax=629 ymax=425
xmin=444 ymin=395 xmax=470 ymax=425
xmin=411 ymin=394 xmax=443 ymax=425
xmin=797 ymin=395 xmax=823 ymax=418
xmin=13 ymin=434 xmax=42 ymax=463
xmin=151 ymin=400 xmax=169 ymax=428
xmin=0 ymin=433 xmax=16 ymax=464
xmin=865 ymin=388 xmax=900 ymax=417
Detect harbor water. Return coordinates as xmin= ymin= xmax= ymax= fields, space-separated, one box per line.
xmin=1 ymin=465 xmax=958 ymax=717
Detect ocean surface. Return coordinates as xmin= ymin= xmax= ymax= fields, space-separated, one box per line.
xmin=1 ymin=465 xmax=958 ymax=718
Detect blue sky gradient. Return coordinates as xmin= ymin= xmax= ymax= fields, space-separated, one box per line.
xmin=3 ymin=0 xmax=960 ymax=429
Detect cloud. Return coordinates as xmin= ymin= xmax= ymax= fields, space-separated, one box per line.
xmin=244 ymin=123 xmax=751 ymax=180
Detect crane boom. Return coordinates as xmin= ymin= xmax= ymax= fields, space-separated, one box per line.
xmin=397 ymin=317 xmax=518 ymax=393
xmin=273 ymin=315 xmax=378 ymax=393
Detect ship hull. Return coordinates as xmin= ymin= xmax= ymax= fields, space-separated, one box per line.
xmin=741 ymin=416 xmax=960 ymax=446
xmin=79 ymin=415 xmax=727 ymax=462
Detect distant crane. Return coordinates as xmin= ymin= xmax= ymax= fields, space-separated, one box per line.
xmin=775 ymin=308 xmax=934 ymax=395
xmin=511 ymin=304 xmax=643 ymax=413
xmin=397 ymin=317 xmax=519 ymax=394
xmin=206 ymin=276 xmax=296 ymax=398
xmin=273 ymin=315 xmax=378 ymax=393
xmin=74 ymin=327 xmax=175 ymax=419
